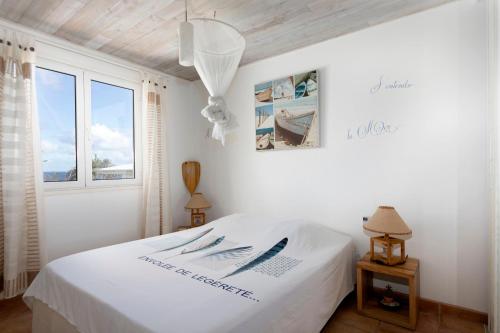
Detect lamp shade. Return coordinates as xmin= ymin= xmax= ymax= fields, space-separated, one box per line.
xmin=178 ymin=21 xmax=194 ymax=66
xmin=363 ymin=206 xmax=412 ymax=240
xmin=185 ymin=192 xmax=211 ymax=209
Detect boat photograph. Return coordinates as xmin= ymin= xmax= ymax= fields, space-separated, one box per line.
xmin=294 ymin=70 xmax=318 ymax=98
xmin=256 ymin=133 xmax=273 ymax=150
xmin=274 ymin=95 xmax=319 ymax=149
xmin=255 ymin=104 xmax=275 ymax=150
xmin=256 ymin=87 xmax=272 ymax=102
xmin=276 ymin=109 xmax=315 ymax=138
xmin=272 ymin=76 xmax=294 ymax=101
xmin=254 ymin=81 xmax=273 ymax=105
xmin=295 ymin=81 xmax=306 ymax=99
xmin=253 ymin=69 xmax=319 ymax=151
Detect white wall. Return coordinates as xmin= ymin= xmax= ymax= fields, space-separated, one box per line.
xmin=43 ymin=189 xmax=142 ymax=260
xmin=194 ymin=0 xmax=489 ymax=312
xmin=166 ymin=79 xmax=209 ymax=228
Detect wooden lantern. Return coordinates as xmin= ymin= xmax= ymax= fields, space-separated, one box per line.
xmin=190 ymin=211 xmax=206 ymax=227
xmin=370 ymin=234 xmax=406 ymax=265
xmin=364 ymin=206 xmax=412 ymax=266
xmin=185 ymin=193 xmax=211 ymax=228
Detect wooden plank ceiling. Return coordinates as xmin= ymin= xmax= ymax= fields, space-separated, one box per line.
xmin=0 ymin=0 xmax=453 ymax=80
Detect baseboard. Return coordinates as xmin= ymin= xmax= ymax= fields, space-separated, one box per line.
xmin=422 ymin=298 xmax=488 ymax=325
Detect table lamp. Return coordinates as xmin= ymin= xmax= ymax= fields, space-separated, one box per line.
xmin=363 ymin=206 xmax=412 ymax=265
xmin=185 ymin=192 xmax=211 ymax=227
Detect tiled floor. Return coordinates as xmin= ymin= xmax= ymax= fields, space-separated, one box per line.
xmin=322 ymin=293 xmax=486 ymax=333
xmin=0 ymin=292 xmax=486 ymax=333
xmin=0 ymin=296 xmax=31 ymax=333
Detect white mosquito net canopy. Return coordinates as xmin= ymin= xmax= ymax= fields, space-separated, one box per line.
xmin=192 ymin=18 xmax=245 ymax=145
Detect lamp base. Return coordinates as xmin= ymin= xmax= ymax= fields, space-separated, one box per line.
xmin=190 ymin=210 xmax=206 ymax=228
xmin=370 ymin=235 xmax=407 ymax=266
xmin=371 ymin=253 xmax=408 ymax=266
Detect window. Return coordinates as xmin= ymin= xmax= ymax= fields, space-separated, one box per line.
xmin=36 ymin=67 xmax=78 ymax=182
xmin=90 ymin=80 xmax=135 ymax=180
xmin=35 ymin=60 xmax=141 ymax=190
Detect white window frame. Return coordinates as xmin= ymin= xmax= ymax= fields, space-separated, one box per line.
xmin=83 ymin=71 xmax=142 ymax=188
xmin=36 ymin=58 xmax=85 ymax=190
xmin=36 ymin=60 xmax=143 ymax=191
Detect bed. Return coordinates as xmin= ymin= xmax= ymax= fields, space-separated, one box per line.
xmin=24 ymin=214 xmax=355 ymax=333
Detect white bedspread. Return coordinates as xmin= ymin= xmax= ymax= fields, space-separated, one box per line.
xmin=24 ymin=214 xmax=354 ymax=333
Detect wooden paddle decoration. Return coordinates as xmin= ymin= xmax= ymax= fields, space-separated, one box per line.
xmin=182 ymin=161 xmax=200 ymax=195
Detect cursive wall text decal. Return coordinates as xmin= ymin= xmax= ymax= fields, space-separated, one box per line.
xmin=347 ymin=120 xmax=399 ymax=140
xmin=370 ymin=75 xmax=414 ymax=94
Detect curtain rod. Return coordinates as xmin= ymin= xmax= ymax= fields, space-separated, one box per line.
xmin=0 ymin=38 xmax=35 ymax=51
xmin=142 ymin=80 xmax=167 ymax=89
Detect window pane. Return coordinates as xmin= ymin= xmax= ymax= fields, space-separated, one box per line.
xmin=90 ymin=80 xmax=134 ymax=180
xmin=36 ymin=67 xmax=77 ymax=182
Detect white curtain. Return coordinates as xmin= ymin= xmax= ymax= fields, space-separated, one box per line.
xmin=192 ymin=18 xmax=245 ymax=145
xmin=0 ymin=29 xmax=44 ymax=299
xmin=142 ymin=79 xmax=170 ymax=238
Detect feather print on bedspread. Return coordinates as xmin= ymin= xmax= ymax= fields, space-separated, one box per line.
xmin=223 ymin=238 xmax=288 ymax=278
xmin=153 ymin=228 xmax=214 ymax=253
xmin=202 ymin=246 xmax=254 ymax=261
xmin=181 ymin=236 xmax=225 ymax=254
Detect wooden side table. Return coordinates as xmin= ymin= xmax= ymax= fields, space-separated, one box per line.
xmin=357 ymin=253 xmax=419 ymax=330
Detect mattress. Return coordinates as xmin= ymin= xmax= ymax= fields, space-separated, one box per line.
xmin=24 ymin=214 xmax=354 ymax=333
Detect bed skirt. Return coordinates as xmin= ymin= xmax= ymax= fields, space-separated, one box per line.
xmin=32 ymin=299 xmax=79 ymax=333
